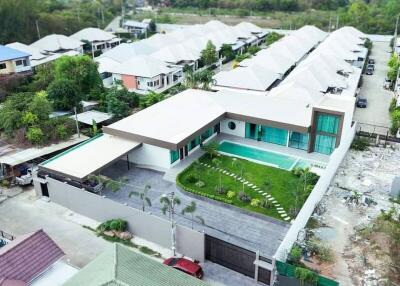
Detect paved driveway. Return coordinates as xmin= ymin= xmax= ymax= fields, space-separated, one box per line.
xmin=0 ymin=189 xmax=109 ymax=268
xmin=354 ymin=41 xmax=393 ymax=133
xmin=102 ymin=162 xmax=290 ymax=258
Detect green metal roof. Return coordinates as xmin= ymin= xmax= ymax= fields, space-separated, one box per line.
xmin=63 ymin=243 xmax=210 ymax=286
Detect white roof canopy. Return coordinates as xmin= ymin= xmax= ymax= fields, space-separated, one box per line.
xmin=40 ymin=134 xmax=141 ymax=181
xmin=30 ymin=34 xmax=83 ymax=53
xmin=70 ymin=28 xmax=118 ymax=43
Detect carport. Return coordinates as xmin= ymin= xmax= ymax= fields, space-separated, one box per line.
xmin=39 ymin=133 xmax=141 ymax=182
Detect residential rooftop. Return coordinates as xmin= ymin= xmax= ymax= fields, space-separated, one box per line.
xmin=0 ymin=45 xmax=30 ymax=62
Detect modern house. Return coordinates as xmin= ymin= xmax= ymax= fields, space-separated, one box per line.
xmin=122 ymin=20 xmax=151 ymax=37
xmin=63 ymin=243 xmax=208 ymax=286
xmin=0 ymin=229 xmax=77 ymax=285
xmin=30 ymin=34 xmax=84 ymax=55
xmin=70 ymin=28 xmax=121 ymax=56
xmin=107 ymin=55 xmax=183 ymax=94
xmin=0 ymin=45 xmax=31 ymax=76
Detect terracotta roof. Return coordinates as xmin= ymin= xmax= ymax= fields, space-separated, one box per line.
xmin=0 ymin=230 xmax=64 ymax=283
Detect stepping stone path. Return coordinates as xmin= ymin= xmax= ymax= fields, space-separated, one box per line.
xmin=196 ymin=161 xmax=292 ymax=221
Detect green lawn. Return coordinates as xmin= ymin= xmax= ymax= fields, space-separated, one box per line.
xmin=177 ymin=154 xmax=317 ymax=221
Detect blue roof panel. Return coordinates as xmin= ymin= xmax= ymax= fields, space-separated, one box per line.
xmin=0 ymin=45 xmax=31 ymax=62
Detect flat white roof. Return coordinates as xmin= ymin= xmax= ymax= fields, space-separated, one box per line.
xmin=0 ymin=134 xmax=88 ymax=167
xmin=40 ymin=134 xmax=140 ymax=181
xmin=69 ymin=110 xmax=112 ymax=125
xmin=31 ymin=260 xmax=78 ymax=286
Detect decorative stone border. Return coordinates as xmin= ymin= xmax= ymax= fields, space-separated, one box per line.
xmin=198 ymin=162 xmax=292 ymax=222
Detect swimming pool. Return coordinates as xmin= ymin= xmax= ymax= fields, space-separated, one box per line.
xmin=218 ymin=141 xmax=312 ymax=171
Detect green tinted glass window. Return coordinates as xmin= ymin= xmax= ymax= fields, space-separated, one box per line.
xmin=317 ymin=114 xmax=340 ymax=135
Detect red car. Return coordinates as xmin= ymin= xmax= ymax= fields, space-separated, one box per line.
xmin=163 ymin=257 xmax=204 ymax=279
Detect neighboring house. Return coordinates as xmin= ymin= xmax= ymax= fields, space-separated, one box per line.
xmin=108 ymin=55 xmax=184 ymax=94
xmin=0 ymin=229 xmax=77 ymax=286
xmin=122 ymin=20 xmax=150 ymax=37
xmin=6 ymin=42 xmax=79 ymax=69
xmin=70 ymin=28 xmax=121 ymax=56
xmin=30 ymin=34 xmax=84 ymax=55
xmin=0 ymin=45 xmax=31 ymax=76
xmin=63 ymin=243 xmax=207 ymax=286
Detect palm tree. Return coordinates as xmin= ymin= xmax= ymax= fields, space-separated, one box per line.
xmin=184 ymin=69 xmax=198 ymax=88
xmin=212 ymin=158 xmax=223 ymax=191
xmin=197 ymin=69 xmax=215 ymax=90
xmin=129 ymin=184 xmax=152 ymax=212
xmin=160 ymin=195 xmax=181 ymax=219
xmin=202 ymin=141 xmax=219 ymax=159
xmin=181 ymin=201 xmax=205 ymax=229
xmin=232 ymin=159 xmax=245 ymax=192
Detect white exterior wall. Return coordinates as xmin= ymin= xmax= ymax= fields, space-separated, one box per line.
xmin=128 ymin=143 xmax=171 ymax=169
xmin=220 ymin=119 xmax=246 ymax=137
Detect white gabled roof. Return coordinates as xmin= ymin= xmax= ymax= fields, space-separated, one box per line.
xmin=30 ymin=34 xmax=83 ymax=53
xmin=337 ymin=26 xmax=366 ymax=39
xmin=241 ymin=49 xmax=295 ymax=74
xmin=108 ymin=55 xmax=178 ymax=78
xmin=213 ymin=65 xmax=280 ymax=91
xmin=269 ymin=82 xmax=324 ymax=105
xmin=95 ymin=57 xmax=120 ymax=74
xmin=6 ymin=42 xmax=46 ymax=61
xmin=100 ymin=42 xmax=156 ymax=63
xmin=309 ymin=52 xmax=354 ymax=74
xmin=235 ymin=22 xmax=263 ymax=34
xmin=150 ymin=43 xmax=200 ymax=63
xmin=70 ymin=27 xmax=117 ymax=43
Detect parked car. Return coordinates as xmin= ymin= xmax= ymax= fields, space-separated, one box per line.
xmin=368 ymin=58 xmax=375 ymax=64
xmin=366 ymin=68 xmax=374 ymax=75
xmin=383 ymin=78 xmax=392 ymax=89
xmin=163 ymin=257 xmax=204 ymax=279
xmin=367 ymin=64 xmax=375 ymax=71
xmin=356 ymin=97 xmax=368 ymax=108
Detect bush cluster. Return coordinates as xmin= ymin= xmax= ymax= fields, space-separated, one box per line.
xmin=97 ymin=219 xmax=128 ymax=233
xmin=181 ymin=186 xmax=233 ymax=205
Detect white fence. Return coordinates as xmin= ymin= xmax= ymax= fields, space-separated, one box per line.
xmin=274 ymin=124 xmax=357 ymax=261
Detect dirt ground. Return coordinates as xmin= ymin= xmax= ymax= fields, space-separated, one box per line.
xmin=307 ymin=143 xmax=400 ymax=285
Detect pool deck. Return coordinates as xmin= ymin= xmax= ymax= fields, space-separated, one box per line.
xmin=163 ymin=134 xmax=329 ymax=182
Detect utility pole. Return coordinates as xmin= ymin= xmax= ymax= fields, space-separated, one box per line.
xmin=35 ymin=20 xmax=41 ymax=39
xmin=328 ymin=12 xmax=332 ymax=33
xmin=162 ymin=191 xmax=177 ymax=256
xmin=74 ymin=107 xmax=80 ymax=138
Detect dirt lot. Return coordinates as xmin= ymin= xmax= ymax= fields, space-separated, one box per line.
xmin=311 ymin=143 xmax=400 ymax=285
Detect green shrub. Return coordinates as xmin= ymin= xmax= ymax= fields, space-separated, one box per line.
xmin=215 ymin=185 xmax=228 ymax=195
xmin=55 ymin=124 xmax=69 ymax=140
xmin=289 ymin=245 xmax=302 ymax=264
xmin=0 ymin=179 xmax=10 ymax=188
xmin=227 ymin=191 xmax=236 ymax=199
xmin=295 ymin=267 xmax=318 ymax=285
xmin=389 ymin=98 xmax=398 ymax=113
xmin=26 ymin=127 xmax=44 ymax=145
xmin=97 ymin=219 xmax=128 ymax=232
xmin=261 ymin=199 xmax=273 ymax=209
xmin=351 ymin=137 xmax=369 ymax=151
xmin=235 ymin=53 xmax=250 ymax=62
xmin=247 ymin=46 xmax=261 ymax=55
xmin=250 ymin=198 xmax=261 ymax=207
xmin=238 ymin=191 xmax=251 ymax=203
xmin=186 ymin=175 xmax=197 ymax=184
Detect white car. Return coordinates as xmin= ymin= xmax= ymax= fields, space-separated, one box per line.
xmin=15 ymin=167 xmax=36 ymax=186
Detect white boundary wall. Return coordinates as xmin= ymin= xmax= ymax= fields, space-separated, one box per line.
xmin=42 ymin=176 xmax=205 ymax=261
xmin=274 ymin=123 xmax=357 ymax=261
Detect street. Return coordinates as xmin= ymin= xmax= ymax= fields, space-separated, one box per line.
xmin=354 ymin=41 xmax=393 ymax=134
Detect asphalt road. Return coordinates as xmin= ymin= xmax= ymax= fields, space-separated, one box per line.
xmin=354 ymin=41 xmax=393 ymax=134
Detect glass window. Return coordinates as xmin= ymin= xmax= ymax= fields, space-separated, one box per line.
xmin=201 ymin=128 xmax=213 ymax=141
xmin=0 ymin=63 xmax=6 ymax=70
xmin=317 ymin=114 xmax=340 ymax=135
xmin=314 ymin=134 xmax=336 ymax=155
xmin=261 ymin=126 xmax=288 ymax=146
xmin=228 ymin=121 xmax=236 ymax=130
xmin=288 ymin=132 xmax=309 ymax=150
xmin=187 ymin=136 xmax=200 ymax=152
xmin=170 ymin=150 xmax=179 ymax=164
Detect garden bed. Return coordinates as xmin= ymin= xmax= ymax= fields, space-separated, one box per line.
xmin=176 ymin=153 xmax=318 ymax=221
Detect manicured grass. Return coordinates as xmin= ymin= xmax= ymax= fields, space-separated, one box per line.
xmin=177 ymin=154 xmax=316 ymax=221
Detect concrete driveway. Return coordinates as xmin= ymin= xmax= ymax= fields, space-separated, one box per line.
xmin=354 ymin=41 xmax=393 ymax=133
xmin=0 ymin=189 xmax=110 ymax=268
xmin=101 ymin=162 xmax=290 ymax=258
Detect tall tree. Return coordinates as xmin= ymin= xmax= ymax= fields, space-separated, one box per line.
xmin=129 ymin=184 xmax=152 ymax=212
xmin=200 ymin=40 xmax=218 ymax=66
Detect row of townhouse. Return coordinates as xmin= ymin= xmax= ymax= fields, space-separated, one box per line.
xmin=35 ymin=25 xmax=367 ymax=190
xmin=2 ymin=28 xmax=121 ymax=76
xmin=96 ymin=20 xmax=268 ymax=94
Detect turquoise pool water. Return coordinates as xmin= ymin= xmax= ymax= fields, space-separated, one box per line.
xmin=218 ymin=141 xmax=299 ymax=170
